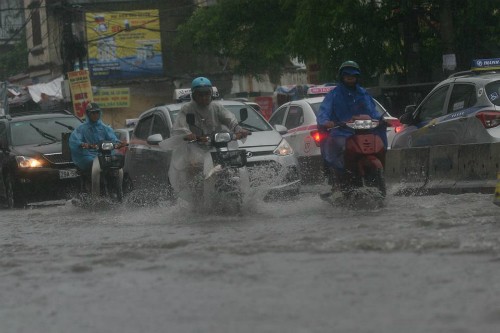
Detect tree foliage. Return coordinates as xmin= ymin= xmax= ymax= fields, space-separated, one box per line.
xmin=177 ymin=0 xmax=500 ymax=84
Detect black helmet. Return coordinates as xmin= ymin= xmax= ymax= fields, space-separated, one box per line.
xmin=338 ymin=60 xmax=361 ymax=77
xmin=86 ymin=102 xmax=101 ymax=113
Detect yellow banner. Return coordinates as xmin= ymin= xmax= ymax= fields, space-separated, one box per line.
xmin=68 ymin=70 xmax=93 ymax=119
xmin=94 ymin=87 xmax=130 ymax=108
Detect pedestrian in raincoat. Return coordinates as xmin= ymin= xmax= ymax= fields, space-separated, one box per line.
xmin=316 ymin=60 xmax=387 ymax=190
xmin=69 ymin=102 xmax=122 ymax=172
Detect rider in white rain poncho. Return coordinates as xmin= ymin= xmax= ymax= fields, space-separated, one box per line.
xmin=162 ymin=77 xmax=250 ymax=202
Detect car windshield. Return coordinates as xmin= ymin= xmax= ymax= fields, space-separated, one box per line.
xmin=223 ymin=104 xmax=272 ymax=131
xmin=485 ymin=80 xmax=500 ymax=106
xmin=168 ymin=103 xmax=273 ymax=132
xmin=10 ymin=116 xmax=82 ymax=146
xmin=309 ymin=102 xmax=322 ymax=115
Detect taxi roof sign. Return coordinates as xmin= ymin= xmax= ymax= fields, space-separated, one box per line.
xmin=173 ymin=87 xmax=219 ymax=102
xmin=471 ymin=58 xmax=500 ymax=71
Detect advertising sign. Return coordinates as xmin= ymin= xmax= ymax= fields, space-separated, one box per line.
xmin=86 ymin=10 xmax=163 ymax=80
xmin=94 ymin=87 xmax=130 ymax=108
xmin=255 ymin=96 xmax=274 ymax=120
xmin=68 ymin=70 xmax=93 ymax=119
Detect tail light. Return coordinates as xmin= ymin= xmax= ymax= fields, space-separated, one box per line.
xmin=310 ymin=130 xmax=328 ymax=147
xmin=476 ymin=111 xmax=500 ymax=129
xmin=385 ymin=118 xmax=404 ymax=133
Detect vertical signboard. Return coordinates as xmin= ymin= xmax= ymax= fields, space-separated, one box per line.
xmin=86 ymin=10 xmax=163 ymax=81
xmin=68 ymin=70 xmax=94 ymax=119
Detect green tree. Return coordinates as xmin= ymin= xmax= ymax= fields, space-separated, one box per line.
xmin=176 ymin=0 xmax=500 ymax=84
xmin=0 ymin=39 xmax=28 ymax=80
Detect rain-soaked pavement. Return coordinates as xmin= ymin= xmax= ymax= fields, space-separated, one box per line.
xmin=1 ymin=185 xmax=500 ymax=333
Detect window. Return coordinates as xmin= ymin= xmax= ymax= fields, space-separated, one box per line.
xmin=134 ymin=115 xmax=153 ymax=140
xmin=447 ymin=84 xmax=477 ymax=113
xmin=31 ymin=1 xmax=42 ymax=47
xmin=485 ymin=80 xmax=500 ymax=107
xmin=151 ymin=114 xmax=170 ymax=139
xmin=269 ymin=106 xmax=287 ymax=126
xmin=417 ymin=85 xmax=449 ymax=121
xmin=285 ymin=106 xmax=304 ymax=129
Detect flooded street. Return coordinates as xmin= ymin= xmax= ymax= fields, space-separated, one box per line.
xmin=1 ymin=186 xmax=500 ymax=333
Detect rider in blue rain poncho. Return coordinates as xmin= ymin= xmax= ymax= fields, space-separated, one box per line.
xmin=316 ymin=60 xmax=387 ymax=191
xmin=69 ymin=102 xmax=122 ymax=172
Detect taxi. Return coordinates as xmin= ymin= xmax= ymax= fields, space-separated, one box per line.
xmin=268 ymin=86 xmax=401 ymax=183
xmin=393 ymin=58 xmax=500 ymax=148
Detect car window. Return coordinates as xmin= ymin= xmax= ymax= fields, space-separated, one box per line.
xmin=223 ymin=105 xmax=273 ymax=131
xmin=269 ymin=105 xmax=287 ymax=126
xmin=285 ymin=106 xmax=304 ymax=129
xmin=447 ymin=84 xmax=477 ymax=113
xmin=9 ymin=117 xmax=82 ymax=146
xmin=417 ymin=85 xmax=449 ymax=121
xmin=134 ymin=114 xmax=153 ymax=140
xmin=152 ymin=113 xmax=170 ymax=139
xmin=309 ymin=102 xmax=322 ymax=115
xmin=485 ymin=80 xmax=500 ymax=106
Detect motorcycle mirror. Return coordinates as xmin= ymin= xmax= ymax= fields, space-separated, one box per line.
xmin=240 ymin=108 xmax=248 ymax=122
xmin=186 ymin=113 xmax=196 ymax=126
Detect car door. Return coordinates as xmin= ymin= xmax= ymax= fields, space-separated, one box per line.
xmin=126 ymin=112 xmax=154 ymax=187
xmin=407 ymin=84 xmax=450 ymax=147
xmin=0 ymin=122 xmax=7 ymax=196
xmin=436 ymin=83 xmax=478 ymax=145
xmin=283 ymin=104 xmax=306 ymax=156
xmin=147 ymin=111 xmax=172 ymax=188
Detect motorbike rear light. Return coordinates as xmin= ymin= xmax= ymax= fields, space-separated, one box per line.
xmin=385 ymin=118 xmax=404 ymax=133
xmin=476 ymin=111 xmax=500 ymax=129
xmin=310 ymin=130 xmax=328 ymax=147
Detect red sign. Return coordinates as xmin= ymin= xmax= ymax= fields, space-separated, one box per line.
xmin=255 ymin=96 xmax=274 ymax=120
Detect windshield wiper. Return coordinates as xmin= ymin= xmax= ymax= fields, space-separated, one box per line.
xmin=239 ymin=122 xmax=261 ymax=131
xmin=55 ymin=121 xmax=75 ymax=131
xmin=30 ymin=123 xmax=59 ymax=143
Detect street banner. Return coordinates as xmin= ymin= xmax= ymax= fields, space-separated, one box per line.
xmin=68 ymin=70 xmax=93 ymax=119
xmin=94 ymin=87 xmax=130 ymax=108
xmin=85 ymin=9 xmax=163 ymax=81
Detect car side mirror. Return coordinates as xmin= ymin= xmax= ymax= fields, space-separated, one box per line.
xmin=399 ymin=105 xmax=416 ymax=124
xmin=274 ymin=124 xmax=288 ymax=135
xmin=147 ymin=134 xmax=163 ymax=145
xmin=240 ymin=108 xmax=248 ymax=122
xmin=186 ymin=113 xmax=195 ymax=126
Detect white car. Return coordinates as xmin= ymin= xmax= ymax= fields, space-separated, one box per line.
xmin=268 ymin=95 xmax=401 ymax=183
xmin=125 ymin=100 xmax=301 ymax=201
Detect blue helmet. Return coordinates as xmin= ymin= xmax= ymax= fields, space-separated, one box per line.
xmin=191 ymin=77 xmax=212 ymax=90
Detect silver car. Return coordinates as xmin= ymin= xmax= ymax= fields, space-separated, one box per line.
xmin=125 ymin=100 xmax=300 ymax=201
xmin=392 ymin=62 xmax=500 ymax=148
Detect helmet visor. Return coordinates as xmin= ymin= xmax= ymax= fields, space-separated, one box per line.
xmin=341 ymin=68 xmax=360 ymax=76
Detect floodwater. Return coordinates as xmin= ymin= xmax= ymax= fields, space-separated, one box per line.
xmin=1 ymin=185 xmax=499 ymax=333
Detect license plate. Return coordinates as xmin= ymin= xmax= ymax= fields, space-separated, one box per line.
xmin=59 ymin=168 xmax=79 ymax=179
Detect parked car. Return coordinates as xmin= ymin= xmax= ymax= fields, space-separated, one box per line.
xmin=268 ymin=94 xmax=401 ymax=183
xmin=0 ymin=111 xmax=83 ymax=207
xmin=392 ymin=59 xmax=500 ymax=148
xmin=125 ymin=99 xmax=301 ymax=202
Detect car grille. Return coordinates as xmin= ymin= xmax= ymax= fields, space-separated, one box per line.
xmin=43 ymin=153 xmax=73 ymax=165
xmin=246 ymin=160 xmax=283 ymax=187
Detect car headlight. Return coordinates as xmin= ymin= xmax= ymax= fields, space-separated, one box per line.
xmin=273 ymin=139 xmax=293 ymax=156
xmin=16 ymin=156 xmax=43 ymax=168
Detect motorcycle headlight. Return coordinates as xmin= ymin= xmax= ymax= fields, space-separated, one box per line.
xmin=100 ymin=142 xmax=114 ymax=151
xmin=214 ymin=132 xmax=232 ymax=143
xmin=16 ymin=156 xmax=43 ymax=168
xmin=273 ymin=139 xmax=293 ymax=156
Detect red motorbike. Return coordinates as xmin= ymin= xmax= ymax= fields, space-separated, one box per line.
xmin=312 ymin=114 xmax=387 ymax=205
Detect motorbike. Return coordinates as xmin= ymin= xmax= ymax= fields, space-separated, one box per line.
xmin=74 ymin=141 xmax=127 ymax=205
xmin=160 ymin=111 xmax=250 ymax=214
xmin=314 ymin=114 xmax=387 ymax=207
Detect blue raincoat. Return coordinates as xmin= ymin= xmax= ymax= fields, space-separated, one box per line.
xmin=316 ymin=82 xmax=387 ymax=171
xmin=69 ymin=109 xmax=120 ymax=171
